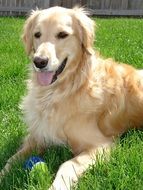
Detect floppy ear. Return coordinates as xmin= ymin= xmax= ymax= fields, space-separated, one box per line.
xmin=73 ymin=7 xmax=95 ymax=55
xmin=22 ymin=10 xmax=40 ymax=55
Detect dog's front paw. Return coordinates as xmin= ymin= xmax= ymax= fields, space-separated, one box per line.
xmin=48 ymin=161 xmax=78 ymax=190
xmin=48 ymin=178 xmax=73 ymax=190
xmin=48 ymin=184 xmax=70 ymax=190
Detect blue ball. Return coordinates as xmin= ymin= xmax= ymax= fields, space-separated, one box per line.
xmin=24 ymin=156 xmax=44 ymax=170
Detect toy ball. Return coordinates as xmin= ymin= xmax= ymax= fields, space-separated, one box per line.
xmin=24 ymin=156 xmax=45 ymax=170
xmin=24 ymin=156 xmax=49 ymax=180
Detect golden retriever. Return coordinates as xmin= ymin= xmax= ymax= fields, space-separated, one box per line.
xmin=1 ymin=6 xmax=143 ymax=190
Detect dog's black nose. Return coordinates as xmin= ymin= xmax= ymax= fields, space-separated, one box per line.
xmin=33 ymin=56 xmax=49 ymax=69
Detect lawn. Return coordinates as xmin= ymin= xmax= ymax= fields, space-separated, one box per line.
xmin=0 ymin=17 xmax=143 ymax=190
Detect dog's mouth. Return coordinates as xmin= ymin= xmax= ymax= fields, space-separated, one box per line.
xmin=36 ymin=57 xmax=68 ymax=86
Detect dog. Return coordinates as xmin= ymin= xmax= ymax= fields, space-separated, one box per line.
xmin=1 ymin=6 xmax=143 ymax=190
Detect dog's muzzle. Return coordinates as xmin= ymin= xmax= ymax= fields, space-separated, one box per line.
xmin=34 ymin=57 xmax=68 ymax=86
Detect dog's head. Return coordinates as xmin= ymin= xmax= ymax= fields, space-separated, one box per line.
xmin=23 ymin=7 xmax=95 ymax=86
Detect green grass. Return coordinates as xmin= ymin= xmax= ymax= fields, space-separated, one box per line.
xmin=0 ymin=17 xmax=143 ymax=190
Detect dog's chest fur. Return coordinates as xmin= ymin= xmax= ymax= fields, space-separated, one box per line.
xmin=21 ymin=86 xmax=79 ymax=146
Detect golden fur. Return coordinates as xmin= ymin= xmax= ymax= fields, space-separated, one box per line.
xmin=1 ymin=6 xmax=143 ymax=190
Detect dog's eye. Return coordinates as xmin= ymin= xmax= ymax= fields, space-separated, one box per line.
xmin=57 ymin=32 xmax=69 ymax=39
xmin=34 ymin=32 xmax=41 ymax=38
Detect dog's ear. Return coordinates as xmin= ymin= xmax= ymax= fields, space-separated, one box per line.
xmin=22 ymin=10 xmax=40 ymax=55
xmin=73 ymin=7 xmax=95 ymax=55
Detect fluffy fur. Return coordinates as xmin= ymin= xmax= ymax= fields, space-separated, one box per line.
xmin=1 ymin=6 xmax=143 ymax=190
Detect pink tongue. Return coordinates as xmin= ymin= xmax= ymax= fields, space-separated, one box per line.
xmin=37 ymin=72 xmax=54 ymax=86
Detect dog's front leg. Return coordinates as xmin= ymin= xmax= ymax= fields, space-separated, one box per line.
xmin=0 ymin=134 xmax=44 ymax=182
xmin=49 ymin=146 xmax=111 ymax=190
